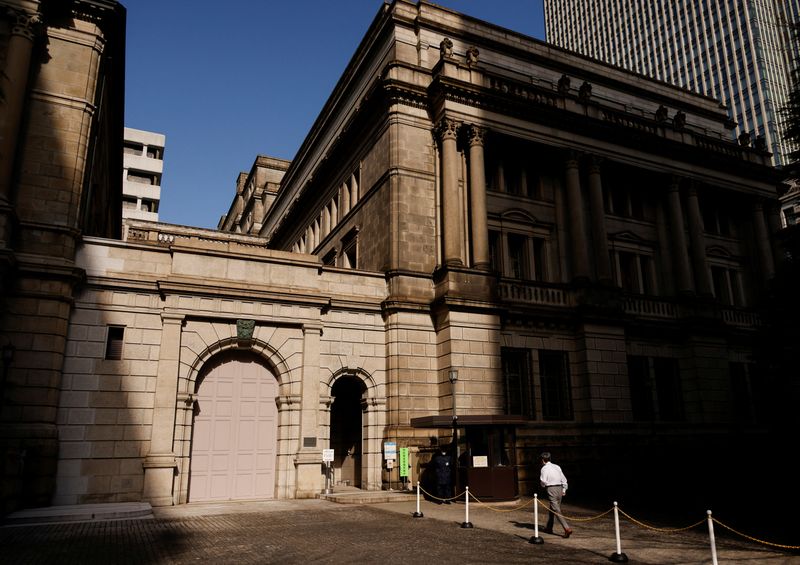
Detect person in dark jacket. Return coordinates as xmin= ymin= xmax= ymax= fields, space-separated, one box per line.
xmin=433 ymin=447 xmax=452 ymax=503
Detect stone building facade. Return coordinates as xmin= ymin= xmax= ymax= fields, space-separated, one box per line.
xmin=0 ymin=0 xmax=125 ymax=512
xmin=0 ymin=0 xmax=791 ymax=512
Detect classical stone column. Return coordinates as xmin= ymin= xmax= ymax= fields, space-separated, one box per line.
xmin=438 ymin=118 xmax=463 ymax=266
xmin=686 ymin=184 xmax=712 ymax=296
xmin=0 ymin=10 xmax=39 ymax=205
xmin=350 ymin=173 xmax=358 ymax=210
xmin=467 ymin=125 xmax=490 ymax=270
xmin=587 ymin=158 xmax=612 ymax=283
xmin=295 ymin=323 xmax=322 ymax=498
xmin=752 ymin=200 xmax=775 ymax=283
xmin=565 ymin=156 xmax=590 ymax=280
xmin=665 ymin=179 xmax=694 ymax=294
xmin=305 ymin=225 xmax=314 ymax=253
xmin=143 ymin=313 xmax=184 ymax=506
xmin=340 ymin=182 xmax=350 ymax=217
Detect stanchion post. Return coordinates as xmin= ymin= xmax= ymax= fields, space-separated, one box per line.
xmin=461 ymin=486 xmax=473 ymax=528
xmin=413 ymin=481 xmax=423 ymax=518
xmin=529 ymin=493 xmax=544 ymax=544
xmin=609 ymin=501 xmax=628 ymax=562
xmin=707 ymin=510 xmax=718 ymax=565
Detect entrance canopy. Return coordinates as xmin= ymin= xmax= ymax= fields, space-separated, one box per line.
xmin=410 ymin=415 xmax=529 ymax=428
xmin=411 ymin=414 xmax=529 ymax=501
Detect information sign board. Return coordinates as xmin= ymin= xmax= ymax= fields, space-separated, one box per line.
xmin=384 ymin=441 xmax=397 ymax=460
xmin=399 ymin=447 xmax=409 ymax=477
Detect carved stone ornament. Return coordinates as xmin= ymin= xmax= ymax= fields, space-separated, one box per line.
xmin=655 ymin=105 xmax=669 ymax=122
xmin=236 ymin=319 xmax=256 ymax=340
xmin=439 ymin=37 xmax=454 ymax=59
xmin=466 ymin=46 xmax=480 ymax=67
xmin=578 ymin=81 xmax=592 ymax=102
xmin=738 ymin=131 xmax=751 ymax=147
xmin=754 ymin=135 xmax=767 ymax=152
xmin=467 ymin=124 xmax=486 ymax=146
xmin=436 ymin=118 xmax=460 ymax=141
xmin=11 ymin=10 xmax=41 ymax=40
xmin=557 ymin=74 xmax=571 ymax=94
xmin=672 ymin=110 xmax=686 ymax=130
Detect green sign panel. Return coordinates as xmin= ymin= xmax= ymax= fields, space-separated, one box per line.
xmin=399 ymin=447 xmax=409 ymax=477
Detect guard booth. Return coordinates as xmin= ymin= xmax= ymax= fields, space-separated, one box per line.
xmin=411 ymin=415 xmax=527 ymax=501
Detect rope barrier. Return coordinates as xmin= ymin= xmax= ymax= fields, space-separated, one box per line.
xmin=616 ymin=507 xmax=706 ymax=533
xmin=410 ymin=486 xmax=800 ymax=552
xmin=417 ymin=484 xmax=465 ymax=503
xmin=711 ymin=517 xmax=800 ymax=550
xmin=467 ymin=491 xmax=538 ymax=513
xmin=535 ymin=496 xmax=613 ymax=522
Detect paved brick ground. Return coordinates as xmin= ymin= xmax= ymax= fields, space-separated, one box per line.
xmin=1 ymin=499 xmax=798 ymax=564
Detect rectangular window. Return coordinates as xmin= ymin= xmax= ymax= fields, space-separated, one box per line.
xmin=653 ymin=358 xmax=683 ymax=421
xmin=627 ymin=356 xmax=683 ymax=421
xmin=507 ymin=233 xmax=528 ymax=279
xmin=501 ymin=348 xmax=534 ymax=418
xmin=627 ymin=355 xmax=654 ymax=420
xmin=105 ymin=326 xmax=125 ymax=360
xmin=539 ymin=350 xmax=572 ymax=421
xmin=340 ymin=229 xmax=358 ymax=269
xmin=489 ymin=230 xmax=501 ymax=274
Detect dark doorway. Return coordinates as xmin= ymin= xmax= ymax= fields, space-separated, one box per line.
xmin=330 ymin=376 xmax=365 ymax=487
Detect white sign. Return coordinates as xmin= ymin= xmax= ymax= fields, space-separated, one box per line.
xmin=384 ymin=441 xmax=397 ymax=460
xmin=322 ymin=448 xmax=334 ymax=463
xmin=472 ymin=455 xmax=488 ymax=468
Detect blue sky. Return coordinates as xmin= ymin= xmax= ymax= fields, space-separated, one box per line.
xmin=124 ymin=1 xmax=545 ymax=229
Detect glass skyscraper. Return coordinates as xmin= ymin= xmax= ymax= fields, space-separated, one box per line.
xmin=544 ymin=0 xmax=800 ymax=167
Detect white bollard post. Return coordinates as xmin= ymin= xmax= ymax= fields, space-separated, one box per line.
xmin=707 ymin=510 xmax=718 ymax=565
xmin=609 ymin=501 xmax=628 ymax=562
xmin=461 ymin=486 xmax=473 ymax=528
xmin=529 ymin=493 xmax=544 ymax=544
xmin=413 ymin=481 xmax=423 ymax=518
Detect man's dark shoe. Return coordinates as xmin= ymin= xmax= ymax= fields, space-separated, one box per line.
xmin=564 ymin=528 xmax=573 ymax=538
xmin=541 ymin=528 xmax=553 ymax=534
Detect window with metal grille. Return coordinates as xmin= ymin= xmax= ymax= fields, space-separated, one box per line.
xmin=105 ymin=326 xmax=124 ymax=360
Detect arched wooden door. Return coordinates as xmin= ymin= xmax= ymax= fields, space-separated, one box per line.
xmin=190 ymin=352 xmax=278 ymax=501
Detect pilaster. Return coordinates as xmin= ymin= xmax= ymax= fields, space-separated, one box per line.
xmin=142 ymin=313 xmax=184 ymax=507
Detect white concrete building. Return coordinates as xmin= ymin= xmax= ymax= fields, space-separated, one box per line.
xmin=122 ymin=128 xmax=165 ymax=221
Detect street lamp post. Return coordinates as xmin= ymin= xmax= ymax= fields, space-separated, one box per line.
xmin=449 ymin=369 xmax=459 ymax=495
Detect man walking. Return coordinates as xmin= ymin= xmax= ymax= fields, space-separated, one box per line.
xmin=539 ymin=451 xmax=572 ymax=538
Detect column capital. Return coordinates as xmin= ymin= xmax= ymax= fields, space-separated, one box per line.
xmin=466 ymin=124 xmax=486 ymax=147
xmin=587 ymin=155 xmax=604 ymax=174
xmin=302 ymin=323 xmax=323 ymax=335
xmin=160 ymin=312 xmax=185 ymax=324
xmin=10 ymin=10 xmax=41 ymax=41
xmin=565 ymin=150 xmax=581 ymax=169
xmin=667 ymin=175 xmax=683 ymax=191
xmin=435 ymin=118 xmax=460 ymax=142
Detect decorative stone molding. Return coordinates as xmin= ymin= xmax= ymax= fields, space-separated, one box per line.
xmin=10 ymin=10 xmax=41 ymax=41
xmin=466 ymin=124 xmax=486 ymax=146
xmin=673 ymin=110 xmax=686 ymax=130
xmin=557 ymin=74 xmax=571 ymax=94
xmin=439 ymin=37 xmax=453 ymax=59
xmin=655 ymin=105 xmax=669 ymax=122
xmin=738 ymin=131 xmax=751 ymax=147
xmin=578 ymin=81 xmax=592 ymax=102
xmin=466 ymin=46 xmax=479 ymax=67
xmin=435 ymin=118 xmax=460 ymax=142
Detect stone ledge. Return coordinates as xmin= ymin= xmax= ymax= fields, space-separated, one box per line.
xmin=4 ymin=502 xmax=153 ymax=525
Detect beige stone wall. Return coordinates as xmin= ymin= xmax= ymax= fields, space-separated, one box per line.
xmin=54 ymin=232 xmax=391 ymax=504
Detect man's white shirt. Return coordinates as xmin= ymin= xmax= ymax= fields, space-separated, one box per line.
xmin=540 ymin=461 xmax=568 ymax=490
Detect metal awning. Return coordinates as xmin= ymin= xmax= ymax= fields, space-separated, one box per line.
xmin=410 ymin=415 xmax=529 ymax=428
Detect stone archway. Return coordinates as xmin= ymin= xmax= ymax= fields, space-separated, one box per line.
xmin=329 ymin=375 xmax=366 ymax=488
xmin=189 ymin=350 xmax=279 ymax=501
